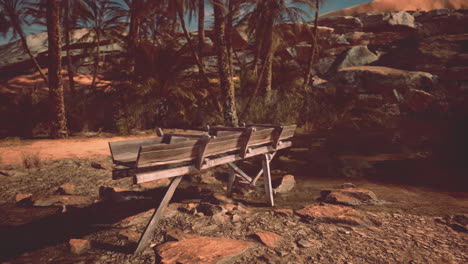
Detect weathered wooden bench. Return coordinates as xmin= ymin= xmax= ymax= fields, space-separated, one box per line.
xmin=108 ymin=124 xmax=296 ymax=253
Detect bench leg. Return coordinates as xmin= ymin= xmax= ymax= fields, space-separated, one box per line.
xmin=134 ymin=175 xmax=183 ymax=254
xmin=262 ymin=154 xmax=274 ymax=207
xmin=250 ymin=152 xmax=276 ymax=187
xmin=227 ymin=166 xmax=236 ymax=197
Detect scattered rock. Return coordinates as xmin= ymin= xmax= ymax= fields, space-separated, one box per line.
xmin=32 ymin=195 xmax=93 ymax=207
xmin=296 ymin=204 xmax=374 ymax=226
xmin=435 ymin=214 xmax=468 ymax=233
xmin=90 ymin=162 xmax=104 ymax=169
xmin=166 ymin=228 xmax=197 ymax=242
xmin=254 ymin=231 xmax=282 ymax=248
xmin=69 ymin=239 xmax=91 ymax=254
xmin=57 ymin=183 xmax=76 ymax=195
xmin=0 ymin=171 xmax=10 ymax=176
xmin=138 ymin=178 xmax=171 ymax=190
xmin=320 ymin=187 xmax=380 ymax=206
xmin=274 ymin=175 xmax=296 ymax=193
xmin=196 ymin=203 xmax=224 ymax=216
xmin=15 ymin=193 xmax=33 ymax=206
xmin=118 ymin=229 xmax=140 ymax=243
xmin=156 ymin=235 xmax=254 ymax=264
xmin=273 ymin=209 xmax=294 ymax=217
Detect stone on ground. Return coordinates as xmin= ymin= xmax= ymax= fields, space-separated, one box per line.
xmin=69 ymin=239 xmax=91 ymax=254
xmin=274 ymin=175 xmax=296 ymax=193
xmin=254 ymin=231 xmax=282 ymax=248
xmin=273 ymin=209 xmax=294 ymax=217
xmin=57 ymin=183 xmax=76 ymax=195
xmin=165 ymin=228 xmax=197 ymax=242
xmin=156 ymin=235 xmax=254 ymax=264
xmin=296 ymin=204 xmax=374 ymax=226
xmin=15 ymin=193 xmax=33 ymax=206
xmin=320 ymin=187 xmax=379 ymax=206
xmin=196 ymin=203 xmax=224 ymax=216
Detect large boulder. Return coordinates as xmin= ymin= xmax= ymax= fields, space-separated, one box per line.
xmin=319 ymin=16 xmax=363 ymax=34
xmin=326 ymin=66 xmax=437 ymax=99
xmin=360 ymin=11 xmax=416 ymax=32
xmin=415 ymin=9 xmax=468 ymax=37
xmin=326 ymin=45 xmax=379 ymax=74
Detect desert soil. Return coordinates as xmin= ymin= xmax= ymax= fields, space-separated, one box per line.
xmin=0 ymin=133 xmax=467 ymax=264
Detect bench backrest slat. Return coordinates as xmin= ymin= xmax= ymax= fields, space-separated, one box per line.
xmin=135 ymin=125 xmax=296 ymax=167
xmin=109 ymin=137 xmax=163 ymax=162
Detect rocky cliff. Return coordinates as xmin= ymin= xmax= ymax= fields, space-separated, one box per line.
xmin=306 ymin=8 xmax=468 ymax=114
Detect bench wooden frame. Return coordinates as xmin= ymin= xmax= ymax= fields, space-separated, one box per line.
xmin=108 ymin=124 xmax=296 ymax=253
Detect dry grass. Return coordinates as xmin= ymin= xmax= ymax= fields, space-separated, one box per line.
xmin=21 ymin=152 xmax=42 ymax=170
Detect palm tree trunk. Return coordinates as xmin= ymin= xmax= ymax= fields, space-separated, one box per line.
xmin=213 ymin=0 xmax=238 ymax=127
xmin=13 ymin=24 xmax=48 ymax=84
xmin=63 ymin=0 xmax=75 ymax=94
xmin=91 ymin=30 xmax=100 ymax=90
xmin=262 ymin=20 xmax=274 ymax=100
xmin=262 ymin=51 xmax=273 ymax=100
xmin=239 ymin=49 xmax=269 ymax=121
xmin=198 ymin=0 xmax=205 ymax=63
xmin=303 ymin=0 xmax=320 ymax=89
xmin=128 ymin=0 xmax=140 ymax=73
xmin=226 ymin=0 xmax=234 ymax=79
xmin=176 ymin=2 xmax=209 ymax=85
xmin=46 ymin=0 xmax=67 ymax=138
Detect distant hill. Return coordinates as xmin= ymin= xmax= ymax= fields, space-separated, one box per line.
xmin=321 ymin=0 xmax=468 ymax=18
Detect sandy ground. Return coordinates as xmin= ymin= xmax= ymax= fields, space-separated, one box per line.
xmin=0 ymin=135 xmax=151 ymax=165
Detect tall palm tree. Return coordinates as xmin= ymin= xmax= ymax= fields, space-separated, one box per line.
xmin=198 ymin=0 xmax=205 ymax=62
xmin=81 ymin=0 xmax=126 ymax=90
xmin=0 ymin=0 xmax=48 ymax=83
xmin=46 ymin=0 xmax=67 ymax=138
xmin=303 ymin=0 xmax=325 ymax=89
xmin=241 ymin=0 xmax=312 ymax=98
xmin=213 ymin=0 xmax=238 ymax=126
xmin=172 ymin=0 xmax=209 ymax=85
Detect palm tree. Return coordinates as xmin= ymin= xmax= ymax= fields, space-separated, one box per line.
xmin=172 ymin=0 xmax=209 ymax=85
xmin=241 ymin=0 xmax=312 ymax=99
xmin=303 ymin=0 xmax=325 ymax=89
xmin=0 ymin=0 xmax=48 ymax=83
xmin=46 ymin=0 xmax=67 ymax=138
xmin=213 ymin=0 xmax=238 ymax=126
xmin=81 ymin=0 xmax=126 ymax=90
xmin=198 ymin=0 xmax=205 ymax=62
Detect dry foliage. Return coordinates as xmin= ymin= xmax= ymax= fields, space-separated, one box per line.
xmin=21 ymin=152 xmax=42 ymax=170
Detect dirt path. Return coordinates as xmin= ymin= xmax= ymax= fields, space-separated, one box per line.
xmin=0 ymin=135 xmax=151 ymax=165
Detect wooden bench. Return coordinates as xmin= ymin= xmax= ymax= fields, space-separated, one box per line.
xmin=108 ymin=124 xmax=296 ymax=253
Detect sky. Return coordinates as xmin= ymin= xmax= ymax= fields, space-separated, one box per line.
xmin=0 ymin=0 xmax=372 ymax=46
